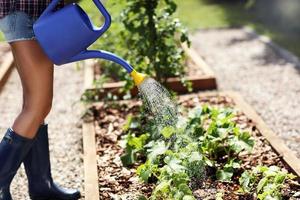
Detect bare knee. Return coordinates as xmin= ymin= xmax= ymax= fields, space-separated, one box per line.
xmin=12 ymin=98 xmax=52 ymax=138
xmin=23 ymin=97 xmax=53 ymax=121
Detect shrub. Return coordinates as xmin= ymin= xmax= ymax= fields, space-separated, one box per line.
xmin=95 ymin=0 xmax=191 ymax=94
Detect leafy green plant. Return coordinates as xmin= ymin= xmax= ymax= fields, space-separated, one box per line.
xmin=120 ymin=132 xmax=150 ymax=166
xmin=94 ymin=0 xmax=191 ymax=94
xmin=121 ymin=105 xmax=255 ymax=199
xmin=197 ymin=106 xmax=254 ymax=181
xmin=239 ymin=165 xmax=297 ymax=200
xmin=121 ymin=0 xmax=190 ymax=80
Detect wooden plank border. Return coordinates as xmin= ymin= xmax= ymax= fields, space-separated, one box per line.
xmin=82 ymin=61 xmax=100 ymax=200
xmin=181 ymin=43 xmax=215 ymax=77
xmin=85 ymin=46 xmax=217 ymax=97
xmin=0 ymin=50 xmax=14 ymax=93
xmin=226 ymin=91 xmax=300 ymax=177
xmin=82 ymin=121 xmax=99 ymax=200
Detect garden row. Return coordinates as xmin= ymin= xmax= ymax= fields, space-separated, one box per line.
xmin=82 ymin=87 xmax=300 ymax=199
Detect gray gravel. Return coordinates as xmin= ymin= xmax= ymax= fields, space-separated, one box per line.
xmin=191 ymin=28 xmax=300 ymax=158
xmin=0 ymin=61 xmax=85 ymax=199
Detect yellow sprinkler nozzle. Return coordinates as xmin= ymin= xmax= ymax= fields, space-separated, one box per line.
xmin=130 ymin=70 xmax=147 ymax=86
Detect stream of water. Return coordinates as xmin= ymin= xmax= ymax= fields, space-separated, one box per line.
xmin=138 ymin=78 xmax=178 ymax=128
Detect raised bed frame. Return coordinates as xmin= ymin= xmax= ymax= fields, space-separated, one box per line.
xmin=0 ymin=44 xmax=14 ymax=93
xmin=84 ymin=46 xmax=217 ymax=97
xmin=82 ymin=90 xmax=300 ymax=200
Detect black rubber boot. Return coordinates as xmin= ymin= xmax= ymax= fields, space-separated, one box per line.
xmin=23 ymin=124 xmax=80 ymax=200
xmin=0 ymin=128 xmax=35 ymax=200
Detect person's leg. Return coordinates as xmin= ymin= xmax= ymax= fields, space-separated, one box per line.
xmin=0 ymin=40 xmax=49 ymax=200
xmin=10 ymin=40 xmax=53 ymax=139
xmin=10 ymin=40 xmax=80 ymax=199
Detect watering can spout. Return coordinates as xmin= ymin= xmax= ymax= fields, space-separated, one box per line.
xmin=67 ymin=50 xmax=147 ymax=86
xmin=130 ymin=70 xmax=147 ymax=86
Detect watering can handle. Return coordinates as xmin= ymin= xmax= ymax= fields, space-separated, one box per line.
xmin=92 ymin=0 xmax=112 ymax=36
xmin=40 ymin=0 xmax=111 ymax=36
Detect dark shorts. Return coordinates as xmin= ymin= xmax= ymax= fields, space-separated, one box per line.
xmin=0 ymin=11 xmax=38 ymax=43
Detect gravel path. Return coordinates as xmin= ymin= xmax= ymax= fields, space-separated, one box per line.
xmin=0 ymin=43 xmax=10 ymax=66
xmin=192 ymin=28 xmax=300 ymax=158
xmin=0 ymin=62 xmax=85 ymax=199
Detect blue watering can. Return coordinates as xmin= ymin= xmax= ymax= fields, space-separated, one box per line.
xmin=33 ymin=0 xmax=146 ymax=86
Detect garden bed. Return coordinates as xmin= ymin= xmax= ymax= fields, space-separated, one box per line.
xmin=82 ymin=92 xmax=300 ymax=200
xmin=85 ymin=46 xmax=217 ymax=99
xmin=0 ymin=43 xmax=14 ymax=93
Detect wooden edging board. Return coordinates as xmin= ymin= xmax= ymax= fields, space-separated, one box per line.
xmin=85 ymin=46 xmax=217 ymax=97
xmin=82 ymin=122 xmax=99 ymax=200
xmin=0 ymin=47 xmax=14 ymax=93
xmin=82 ymin=60 xmax=100 ymax=200
xmin=226 ymin=91 xmax=300 ymax=177
xmin=82 ymin=90 xmax=300 ymax=199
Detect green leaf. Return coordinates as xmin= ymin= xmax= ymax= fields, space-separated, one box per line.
xmin=239 ymin=171 xmax=253 ymax=193
xmin=188 ymin=152 xmax=203 ymax=162
xmin=154 ymin=180 xmax=171 ymax=194
xmin=178 ymin=183 xmax=193 ymax=195
xmin=257 ymin=177 xmax=268 ymax=193
xmin=188 ymin=106 xmax=202 ymax=119
xmin=128 ymin=133 xmax=149 ymax=150
xmin=263 ymin=166 xmax=280 ymax=177
xmin=148 ymin=141 xmax=168 ymax=160
xmin=229 ymin=131 xmax=254 ymax=153
xmin=203 ymin=156 xmax=214 ymax=167
xmin=216 ymin=168 xmax=234 ymax=182
xmin=255 ymin=165 xmax=269 ymax=174
xmin=137 ymin=163 xmax=154 ymax=183
xmin=120 ymin=148 xmax=136 ymax=166
xmin=224 ymin=159 xmax=240 ymax=169
xmin=287 ymin=173 xmax=297 ymax=179
xmin=165 ymin=157 xmax=186 ymax=173
xmin=239 ymin=132 xmax=255 ymax=152
xmin=138 ymin=196 xmax=147 ymax=200
xmin=161 ymin=126 xmax=175 ymax=139
xmin=122 ymin=114 xmax=133 ymax=131
xmin=183 ymin=195 xmax=196 ymax=200
xmin=274 ymin=172 xmax=286 ymax=184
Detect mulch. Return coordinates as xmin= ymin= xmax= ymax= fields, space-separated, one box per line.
xmin=90 ymin=93 xmax=300 ymax=199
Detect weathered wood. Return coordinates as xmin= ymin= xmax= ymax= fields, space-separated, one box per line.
xmin=0 ymin=51 xmax=14 ymax=93
xmin=84 ymin=60 xmax=95 ymax=90
xmin=182 ymin=43 xmax=215 ymax=76
xmin=82 ymin=63 xmax=100 ymax=199
xmin=165 ymin=75 xmax=216 ymax=93
xmin=84 ymin=46 xmax=217 ymax=98
xmin=82 ymin=122 xmax=99 ymax=200
xmin=85 ymin=74 xmax=216 ymax=98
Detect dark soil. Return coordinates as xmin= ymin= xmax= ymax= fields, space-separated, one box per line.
xmin=91 ymin=94 xmax=300 ymax=200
